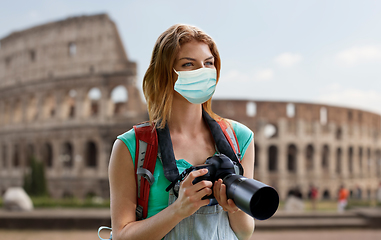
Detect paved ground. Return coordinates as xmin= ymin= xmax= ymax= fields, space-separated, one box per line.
xmin=1 ymin=229 xmax=381 ymax=240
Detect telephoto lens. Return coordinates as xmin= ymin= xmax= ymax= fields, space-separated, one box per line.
xmin=223 ymin=174 xmax=279 ymax=220
xmin=190 ymin=154 xmax=279 ymax=220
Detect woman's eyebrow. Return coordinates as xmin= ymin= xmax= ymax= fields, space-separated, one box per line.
xmin=178 ymin=57 xmax=196 ymax=61
xmin=178 ymin=56 xmax=214 ymax=61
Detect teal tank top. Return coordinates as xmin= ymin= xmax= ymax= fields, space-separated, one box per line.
xmin=117 ymin=120 xmax=254 ymax=218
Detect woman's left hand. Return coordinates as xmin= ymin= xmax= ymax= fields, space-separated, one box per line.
xmin=213 ymin=179 xmax=240 ymax=213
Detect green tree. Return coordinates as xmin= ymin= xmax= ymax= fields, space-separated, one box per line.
xmin=23 ymin=157 xmax=48 ymax=196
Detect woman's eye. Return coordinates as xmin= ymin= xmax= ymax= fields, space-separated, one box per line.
xmin=182 ymin=62 xmax=193 ymax=67
xmin=205 ymin=61 xmax=214 ymax=66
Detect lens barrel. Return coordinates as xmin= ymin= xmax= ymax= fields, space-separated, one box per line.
xmin=223 ymin=174 xmax=279 ymax=220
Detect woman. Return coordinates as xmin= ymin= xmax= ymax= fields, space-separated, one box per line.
xmin=108 ymin=24 xmax=255 ymax=240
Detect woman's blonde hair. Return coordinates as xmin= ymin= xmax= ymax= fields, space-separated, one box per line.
xmin=143 ymin=24 xmax=222 ymax=128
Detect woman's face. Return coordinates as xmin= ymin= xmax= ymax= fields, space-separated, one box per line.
xmin=173 ymin=40 xmax=215 ymax=73
xmin=172 ymin=40 xmax=216 ymax=103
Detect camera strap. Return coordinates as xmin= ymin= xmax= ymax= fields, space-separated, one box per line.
xmin=202 ymin=109 xmax=244 ymax=175
xmin=159 ymin=109 xmax=244 ymax=189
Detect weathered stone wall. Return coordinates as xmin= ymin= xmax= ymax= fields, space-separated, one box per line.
xmin=0 ymin=14 xmax=147 ymax=199
xmin=212 ymin=100 xmax=381 ymax=200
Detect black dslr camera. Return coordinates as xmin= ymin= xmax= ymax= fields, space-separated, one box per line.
xmin=168 ymin=154 xmax=279 ymax=220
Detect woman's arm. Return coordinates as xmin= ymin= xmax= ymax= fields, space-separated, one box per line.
xmin=109 ymin=139 xmax=212 ymax=240
xmin=213 ymin=139 xmax=255 ymax=240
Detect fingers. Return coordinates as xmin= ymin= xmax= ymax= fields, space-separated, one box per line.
xmin=181 ymin=169 xmax=211 ymax=189
xmin=214 ymin=179 xmax=239 ymax=213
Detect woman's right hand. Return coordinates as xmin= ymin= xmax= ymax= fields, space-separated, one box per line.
xmin=172 ymin=169 xmax=213 ymax=218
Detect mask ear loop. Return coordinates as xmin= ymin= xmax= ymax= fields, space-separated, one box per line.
xmin=98 ymin=226 xmax=112 ymax=240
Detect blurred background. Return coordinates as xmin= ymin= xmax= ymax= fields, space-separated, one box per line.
xmin=0 ymin=0 xmax=381 ymax=239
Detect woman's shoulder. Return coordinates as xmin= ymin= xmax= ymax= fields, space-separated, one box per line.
xmin=225 ymin=119 xmax=254 ymax=138
xmin=224 ymin=119 xmax=254 ymax=158
xmin=116 ymin=128 xmax=136 ymax=162
xmin=117 ymin=128 xmax=136 ymax=145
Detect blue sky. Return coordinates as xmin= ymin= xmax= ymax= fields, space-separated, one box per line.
xmin=1 ymin=0 xmax=381 ymax=114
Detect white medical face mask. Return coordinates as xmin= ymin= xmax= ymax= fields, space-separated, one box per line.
xmin=174 ymin=68 xmax=217 ymax=104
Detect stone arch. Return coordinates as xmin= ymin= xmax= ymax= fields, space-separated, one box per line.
xmin=264 ymin=123 xmax=278 ymax=139
xmin=27 ymin=95 xmax=37 ymax=122
xmin=287 ymin=144 xmax=297 ymax=172
xmin=246 ymin=102 xmax=256 ymax=117
xmin=359 ymin=147 xmax=363 ymax=173
xmin=42 ymin=143 xmax=53 ymax=168
xmin=322 ymin=145 xmax=329 ymax=170
xmin=110 ymin=85 xmax=128 ymax=115
xmin=42 ymin=93 xmax=56 ymax=119
xmin=13 ymin=98 xmax=22 ymax=123
xmin=268 ymin=145 xmax=278 ymax=172
xmin=348 ymin=147 xmax=354 ymax=174
xmin=3 ymin=101 xmax=11 ymax=125
xmin=85 ymin=140 xmax=97 ymax=167
xmin=2 ymin=144 xmax=7 ymax=168
xmin=286 ymin=103 xmax=295 ymax=118
xmin=322 ymin=189 xmax=330 ymax=200
xmin=336 ymin=148 xmax=342 ymax=174
xmin=336 ymin=127 xmax=342 ymax=140
xmin=376 ymin=149 xmax=381 ymax=177
xmin=26 ymin=144 xmax=35 ymax=167
xmin=306 ymin=144 xmax=314 ymax=171
xmin=320 ymin=107 xmax=327 ymax=125
xmin=63 ymin=89 xmax=77 ymax=119
xmin=367 ymin=148 xmax=371 ymax=173
xmin=13 ymin=144 xmax=20 ymax=167
xmin=61 ymin=142 xmax=74 ymax=168
xmin=84 ymin=87 xmax=102 ymax=117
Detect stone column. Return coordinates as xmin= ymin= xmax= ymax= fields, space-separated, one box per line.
xmin=366 ymin=147 xmax=371 ymax=179
xmin=329 ymin=144 xmax=336 ymax=179
xmin=75 ymin=88 xmax=86 ymax=121
xmin=0 ymin=101 xmax=4 ymax=126
xmin=55 ymin=90 xmax=64 ymax=121
xmin=314 ymin=144 xmax=322 ymax=179
xmin=277 ymin=143 xmax=288 ymax=199
xmin=35 ymin=93 xmax=44 ymax=122
xmin=341 ymin=145 xmax=349 ymax=179
xmin=296 ymin=143 xmax=305 ymax=183
xmin=258 ymin=143 xmax=269 ymax=184
xmin=352 ymin=146 xmax=360 ymax=179
xmin=52 ymin=140 xmax=62 ymax=176
xmin=73 ymin=137 xmax=84 ymax=176
xmin=278 ymin=143 xmax=287 ymax=180
xmin=97 ymin=138 xmax=110 ymax=178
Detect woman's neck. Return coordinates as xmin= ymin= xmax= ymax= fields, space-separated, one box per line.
xmin=168 ymin=98 xmax=205 ymax=136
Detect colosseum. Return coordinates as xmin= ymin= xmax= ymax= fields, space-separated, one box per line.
xmin=1 ymin=14 xmax=380 ymax=201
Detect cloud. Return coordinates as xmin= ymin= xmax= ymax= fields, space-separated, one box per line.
xmin=335 ymin=45 xmax=381 ymax=65
xmin=254 ymin=68 xmax=274 ymax=81
xmin=274 ymin=52 xmax=302 ymax=67
xmin=223 ymin=68 xmax=274 ymax=82
xmin=317 ymin=83 xmax=381 ymax=114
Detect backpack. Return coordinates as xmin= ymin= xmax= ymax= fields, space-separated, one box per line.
xmin=134 ymin=110 xmax=241 ymax=220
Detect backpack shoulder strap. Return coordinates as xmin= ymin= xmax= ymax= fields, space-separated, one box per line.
xmin=133 ymin=122 xmax=158 ymax=220
xmin=217 ymin=120 xmax=241 ymax=161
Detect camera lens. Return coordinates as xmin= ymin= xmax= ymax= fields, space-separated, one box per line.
xmin=224 ymin=174 xmax=279 ymax=220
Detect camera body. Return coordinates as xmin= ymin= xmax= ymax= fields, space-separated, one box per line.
xmin=190 ymin=154 xmax=279 ymax=220
xmin=192 ymin=154 xmax=241 ymax=199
